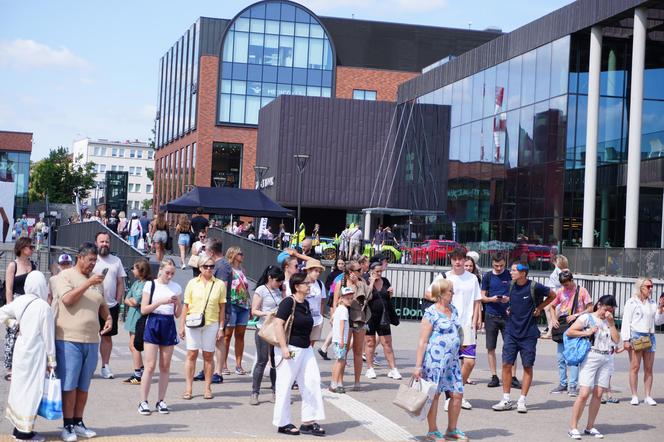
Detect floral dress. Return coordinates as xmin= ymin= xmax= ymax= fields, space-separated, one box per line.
xmin=230 ymin=268 xmax=250 ymax=309
xmin=422 ymin=304 xmax=464 ymax=394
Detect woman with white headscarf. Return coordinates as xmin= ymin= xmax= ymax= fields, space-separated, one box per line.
xmin=0 ymin=271 xmax=56 ymax=441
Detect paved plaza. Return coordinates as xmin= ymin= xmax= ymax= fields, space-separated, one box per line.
xmin=1 ymin=269 xmax=663 ymax=442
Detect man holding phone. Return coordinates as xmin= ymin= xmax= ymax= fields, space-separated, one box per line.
xmin=481 ymin=253 xmax=521 ymax=389
xmin=92 ymin=231 xmax=127 ymax=379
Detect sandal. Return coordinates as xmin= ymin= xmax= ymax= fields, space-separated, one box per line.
xmin=444 ymin=429 xmax=468 ymax=441
xmin=426 ymin=430 xmax=445 ymax=441
xmin=300 ymin=423 xmax=325 ymax=437
xmin=182 ymin=392 xmax=193 ymax=400
xmin=221 ymin=368 xmax=231 ymax=376
xmin=204 ymin=392 xmax=213 ymax=400
xmin=235 ymin=367 xmax=247 ymax=375
xmin=277 ymin=424 xmax=300 ymax=436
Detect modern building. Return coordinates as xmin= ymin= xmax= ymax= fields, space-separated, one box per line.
xmin=0 ymin=130 xmax=32 ymax=237
xmin=152 ymin=0 xmax=502 ymax=216
xmin=72 ymin=138 xmax=155 ymax=212
xmin=395 ymin=0 xmax=664 ymax=248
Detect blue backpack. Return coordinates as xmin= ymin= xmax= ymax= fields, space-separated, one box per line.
xmin=563 ymin=314 xmax=595 ymax=366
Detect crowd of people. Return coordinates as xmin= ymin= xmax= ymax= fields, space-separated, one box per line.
xmin=1 ymin=222 xmax=664 ymax=441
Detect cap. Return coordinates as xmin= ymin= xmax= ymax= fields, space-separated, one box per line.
xmin=466 ymin=251 xmax=480 ymax=264
xmin=303 ymin=259 xmax=324 ymax=271
xmin=341 ymin=286 xmax=355 ymax=296
xmin=58 ymin=254 xmax=72 ymax=264
xmin=131 ymin=212 xmax=137 ymax=217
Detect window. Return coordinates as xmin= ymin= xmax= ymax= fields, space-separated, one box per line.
xmin=146 ymin=184 xmax=153 ymax=194
xmin=96 ymin=164 xmax=106 ymax=173
xmin=147 ymin=150 xmax=154 ymax=159
xmin=135 ymin=183 xmax=141 ymax=193
xmin=111 ymin=165 xmax=125 ymax=172
xmin=136 ymin=149 xmax=143 ymax=159
xmin=93 ymin=146 xmax=106 ymax=156
xmin=352 ymin=89 xmax=377 ymax=101
xmin=129 ymin=150 xmax=136 ymax=158
xmin=111 ymin=148 xmax=118 ymax=157
xmin=218 ymin=1 xmax=335 ymax=125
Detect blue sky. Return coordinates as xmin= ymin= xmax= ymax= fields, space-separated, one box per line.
xmin=0 ymin=0 xmax=573 ymax=161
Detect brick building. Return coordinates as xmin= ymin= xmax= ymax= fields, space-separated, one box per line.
xmin=153 ymin=0 xmax=501 ymax=223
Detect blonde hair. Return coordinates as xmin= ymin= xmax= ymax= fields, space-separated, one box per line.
xmin=633 ymin=277 xmax=652 ymax=299
xmin=225 ymin=246 xmax=243 ymax=263
xmin=158 ymin=258 xmax=176 ymax=278
xmin=197 ymin=255 xmax=214 ymax=268
xmin=556 ymin=254 xmax=569 ymax=270
xmin=430 ymin=278 xmax=453 ymax=302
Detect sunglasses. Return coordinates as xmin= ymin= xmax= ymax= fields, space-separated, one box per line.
xmin=201 ymin=264 xmax=215 ymax=269
xmin=350 ymin=268 xmax=361 ymax=273
xmin=644 ymin=284 xmax=653 ymax=289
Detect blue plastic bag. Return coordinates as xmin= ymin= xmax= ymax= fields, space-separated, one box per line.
xmin=38 ymin=372 xmax=63 ymax=420
xmin=563 ymin=314 xmax=595 ymax=366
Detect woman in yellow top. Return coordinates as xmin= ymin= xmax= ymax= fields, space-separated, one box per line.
xmin=180 ymin=255 xmax=227 ymax=400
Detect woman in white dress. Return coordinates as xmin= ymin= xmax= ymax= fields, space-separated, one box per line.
xmin=0 ymin=271 xmax=56 ymax=441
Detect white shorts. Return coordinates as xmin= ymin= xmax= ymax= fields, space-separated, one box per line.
xmin=578 ymin=350 xmax=611 ymax=389
xmin=185 ymin=323 xmax=218 ymax=353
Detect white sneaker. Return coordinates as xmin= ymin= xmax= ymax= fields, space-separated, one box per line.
xmin=156 ymin=400 xmax=170 ymax=414
xmin=568 ymin=429 xmax=582 ymax=440
xmin=583 ymin=428 xmax=604 ymax=439
xmin=517 ymin=400 xmax=527 ymax=413
xmin=444 ymin=398 xmax=450 ymax=412
xmin=387 ymin=368 xmax=402 ymax=380
xmin=61 ymin=425 xmax=77 ymax=442
xmin=644 ymin=396 xmax=657 ymax=406
xmin=138 ymin=401 xmax=151 ymax=415
xmin=461 ymin=398 xmax=472 ymax=410
xmin=73 ymin=422 xmax=96 ymax=438
xmin=365 ymin=367 xmax=377 ymax=379
xmin=100 ymin=366 xmax=114 ymax=379
xmin=631 ymin=396 xmax=640 ymax=405
xmin=492 ymin=399 xmax=514 ymax=411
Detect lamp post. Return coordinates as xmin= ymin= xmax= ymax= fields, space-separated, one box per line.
xmin=253 ymin=165 xmax=269 ymax=190
xmin=293 ymin=154 xmax=310 ymax=248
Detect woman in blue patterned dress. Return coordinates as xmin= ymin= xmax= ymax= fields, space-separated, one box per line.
xmin=414 ymin=278 xmax=468 ymax=441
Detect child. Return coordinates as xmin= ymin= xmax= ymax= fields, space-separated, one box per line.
xmin=330 ymin=287 xmax=354 ymax=393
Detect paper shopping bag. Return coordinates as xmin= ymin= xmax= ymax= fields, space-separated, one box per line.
xmin=38 ymin=372 xmax=63 ymax=420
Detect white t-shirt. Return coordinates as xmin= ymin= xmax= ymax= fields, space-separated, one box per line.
xmin=144 ymin=280 xmax=182 ymax=315
xmin=578 ymin=313 xmax=614 ymax=352
xmin=93 ymin=254 xmax=127 ymax=308
xmin=445 ymin=270 xmax=481 ymax=329
xmin=306 ymin=280 xmax=326 ymax=327
xmin=427 ymin=273 xmax=446 ymax=293
xmin=332 ymin=304 xmax=350 ymax=345
xmin=128 ymin=218 xmax=142 ymax=236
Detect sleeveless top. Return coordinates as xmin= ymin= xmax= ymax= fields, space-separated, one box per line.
xmin=12 ymin=260 xmax=36 ymax=296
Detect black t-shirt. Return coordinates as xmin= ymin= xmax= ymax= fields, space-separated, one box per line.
xmin=107 ymin=216 xmax=119 ymax=233
xmin=276 ymin=296 xmax=313 ymax=348
xmin=368 ymin=277 xmax=391 ymax=319
xmin=191 ymin=216 xmax=209 ymax=236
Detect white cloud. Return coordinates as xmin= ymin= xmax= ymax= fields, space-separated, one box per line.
xmin=0 ymin=39 xmax=90 ymax=70
xmin=299 ymin=0 xmax=446 ymax=15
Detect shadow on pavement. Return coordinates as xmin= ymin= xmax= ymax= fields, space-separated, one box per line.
xmin=463 ymin=428 xmax=513 ymax=440
xmin=597 ymin=423 xmax=656 ymax=435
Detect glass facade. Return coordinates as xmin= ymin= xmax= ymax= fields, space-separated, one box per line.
xmin=417 ymin=36 xmax=570 ymax=246
xmin=218 ymin=0 xmax=335 ymax=125
xmin=0 ymin=151 xmax=30 ymax=221
xmin=156 ymin=21 xmax=198 ymax=148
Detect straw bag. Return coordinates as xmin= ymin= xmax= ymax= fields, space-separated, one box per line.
xmin=258 ymin=296 xmax=296 ymax=346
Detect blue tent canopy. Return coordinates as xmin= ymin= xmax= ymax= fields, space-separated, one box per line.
xmin=161 ymin=186 xmax=293 ymax=218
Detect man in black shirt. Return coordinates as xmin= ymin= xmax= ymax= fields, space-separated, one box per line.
xmin=190 ymin=208 xmax=209 ymax=237
xmin=106 ymin=209 xmax=119 ymax=234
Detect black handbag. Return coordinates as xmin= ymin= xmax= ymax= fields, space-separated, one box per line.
xmin=552 ymin=287 xmax=579 ymax=344
xmin=380 ymin=296 xmax=400 ymax=327
xmin=133 ymin=281 xmax=155 ymax=352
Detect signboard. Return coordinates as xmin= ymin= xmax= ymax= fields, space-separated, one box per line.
xmin=105 ymin=171 xmax=129 ymax=216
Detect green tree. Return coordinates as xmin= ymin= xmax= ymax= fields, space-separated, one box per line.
xmin=141 ymin=199 xmax=153 ymax=211
xmin=29 ymin=146 xmax=97 ymax=203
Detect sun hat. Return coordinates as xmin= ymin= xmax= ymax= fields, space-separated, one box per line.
xmin=303 ymin=259 xmax=324 ymax=271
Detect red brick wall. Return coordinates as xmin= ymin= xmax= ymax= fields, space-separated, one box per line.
xmin=0 ymin=131 xmax=32 ymax=152
xmin=335 ymin=67 xmax=419 ymax=101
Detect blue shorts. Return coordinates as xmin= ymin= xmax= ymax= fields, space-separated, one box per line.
xmin=227 ymin=304 xmax=249 ymax=327
xmin=632 ymin=332 xmax=657 ymax=353
xmin=144 ymin=314 xmax=179 ymax=346
xmin=332 ymin=342 xmax=347 ymax=360
xmin=55 ymin=340 xmax=99 ymax=392
xmin=178 ymin=233 xmax=190 ymax=246
xmin=502 ymin=333 xmax=538 ymax=368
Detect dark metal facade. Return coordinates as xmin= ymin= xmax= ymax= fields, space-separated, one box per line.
xmin=256 ymin=95 xmax=449 ymax=211
xmin=397 ymin=0 xmax=649 ymax=103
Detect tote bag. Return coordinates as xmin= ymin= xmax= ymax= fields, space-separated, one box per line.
xmin=258 ymin=296 xmax=296 ymax=346
xmin=38 ymin=372 xmax=63 ymax=420
xmin=393 ymin=377 xmax=437 ymax=416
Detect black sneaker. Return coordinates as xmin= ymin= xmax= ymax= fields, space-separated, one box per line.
xmin=123 ymin=375 xmax=141 ymax=385
xmin=488 ymin=375 xmax=500 ymax=388
xmin=317 ymin=348 xmax=330 ymax=361
xmin=193 ymin=370 xmax=204 ymax=381
xmin=511 ymin=376 xmax=522 ymax=389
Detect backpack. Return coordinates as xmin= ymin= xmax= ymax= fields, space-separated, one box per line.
xmin=507 ymin=280 xmax=537 ymax=314
xmin=563 ymin=314 xmax=595 ymax=366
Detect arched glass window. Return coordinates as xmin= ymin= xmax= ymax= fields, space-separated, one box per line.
xmin=218 ymin=0 xmax=335 ymax=125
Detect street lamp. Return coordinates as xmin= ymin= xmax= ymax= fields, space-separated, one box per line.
xmin=293 ymin=154 xmax=310 ymax=248
xmin=254 ymin=165 xmax=269 ymax=190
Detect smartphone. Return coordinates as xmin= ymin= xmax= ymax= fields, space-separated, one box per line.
xmin=101 ymin=268 xmax=109 ymax=277
xmin=497 ymin=295 xmax=503 ymax=298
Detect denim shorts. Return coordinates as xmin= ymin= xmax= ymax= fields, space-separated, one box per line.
xmin=632 ymin=331 xmax=656 ymax=353
xmin=55 ymin=340 xmax=99 ymax=392
xmin=178 ymin=233 xmax=190 ymax=246
xmin=227 ymin=304 xmax=249 ymax=327
xmin=144 ymin=314 xmax=179 ymax=346
xmin=153 ymin=230 xmax=168 ymax=244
